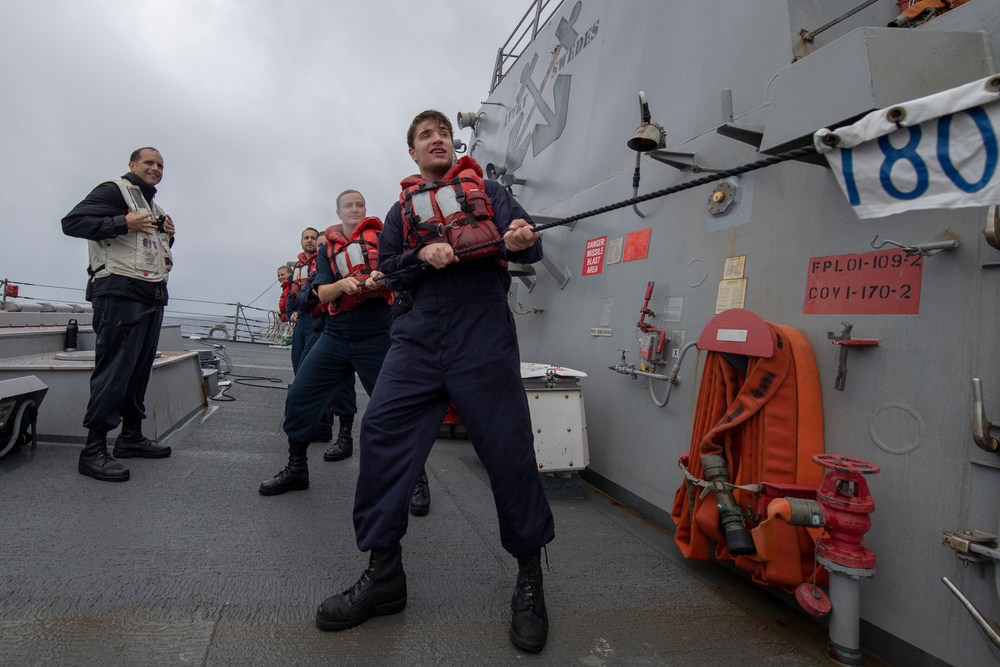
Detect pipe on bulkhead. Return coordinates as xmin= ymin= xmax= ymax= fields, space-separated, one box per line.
xmin=648 ymin=340 xmax=699 ymax=407
xmin=763 ymin=498 xmax=866 ymax=666
xmin=827 ymin=573 xmax=865 ymax=666
xmin=608 ymin=363 xmax=671 ymax=382
xmin=609 ymin=340 xmax=700 ymax=408
xmin=632 ymin=153 xmax=646 ymax=219
xmin=628 ymin=91 xmax=666 ymax=218
xmin=762 ymin=455 xmax=880 ymax=666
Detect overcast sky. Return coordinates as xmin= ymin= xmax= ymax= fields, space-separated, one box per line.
xmin=0 ymin=0 xmax=533 ymax=325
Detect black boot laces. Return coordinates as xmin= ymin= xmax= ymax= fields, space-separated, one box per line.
xmin=413 ymin=475 xmax=429 ymax=500
xmin=516 ymin=548 xmax=547 ymax=612
xmin=516 ymin=578 xmax=541 ymax=610
xmin=348 ymin=555 xmax=378 ymax=601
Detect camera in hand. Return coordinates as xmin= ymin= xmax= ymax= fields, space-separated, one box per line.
xmin=155 ymin=215 xmax=167 ymax=233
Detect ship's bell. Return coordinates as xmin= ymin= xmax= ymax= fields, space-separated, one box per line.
xmin=627 ymin=121 xmax=665 ymax=152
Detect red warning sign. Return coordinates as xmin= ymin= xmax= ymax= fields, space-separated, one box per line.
xmin=583 ymin=236 xmax=607 ymax=276
xmin=803 ymin=249 xmax=922 ymax=315
xmin=623 ymin=228 xmax=651 ymax=262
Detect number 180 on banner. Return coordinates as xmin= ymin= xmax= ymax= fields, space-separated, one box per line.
xmin=817 ymin=75 xmax=1000 ymax=219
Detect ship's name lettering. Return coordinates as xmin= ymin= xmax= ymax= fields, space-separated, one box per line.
xmin=504 ymin=96 xmax=527 ymax=127
xmin=503 ymin=20 xmax=600 ymax=128
xmin=547 ymin=20 xmax=600 ymax=80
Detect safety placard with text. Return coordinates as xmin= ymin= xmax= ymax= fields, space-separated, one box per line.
xmin=803 ymin=249 xmax=922 ymax=314
xmin=582 ymin=236 xmax=607 ymax=275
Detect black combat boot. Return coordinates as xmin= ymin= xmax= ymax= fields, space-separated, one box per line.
xmin=113 ymin=421 xmax=171 ymax=459
xmin=409 ymin=467 xmax=430 ymax=516
xmin=78 ymin=429 xmax=130 ymax=482
xmin=323 ymin=414 xmax=354 ymax=461
xmin=510 ymin=551 xmax=548 ymax=652
xmin=316 ymin=543 xmax=407 ymax=631
xmin=316 ymin=406 xmax=334 ymax=442
xmin=259 ymin=440 xmax=309 ymax=495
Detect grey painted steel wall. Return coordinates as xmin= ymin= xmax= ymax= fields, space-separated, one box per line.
xmin=467 ymin=1 xmax=1000 ymax=665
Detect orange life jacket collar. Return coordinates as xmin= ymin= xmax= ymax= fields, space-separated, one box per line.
xmin=399 ymin=156 xmax=503 ymax=263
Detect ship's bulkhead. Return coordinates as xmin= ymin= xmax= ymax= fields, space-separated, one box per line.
xmin=467 ymin=1 xmax=1000 ymax=665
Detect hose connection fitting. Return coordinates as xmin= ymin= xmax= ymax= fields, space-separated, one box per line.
xmin=701 ymin=454 xmax=756 ymax=555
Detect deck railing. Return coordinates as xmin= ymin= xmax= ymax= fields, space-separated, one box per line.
xmin=490 ymin=0 xmax=565 ymax=93
xmin=0 ymin=277 xmax=290 ymax=345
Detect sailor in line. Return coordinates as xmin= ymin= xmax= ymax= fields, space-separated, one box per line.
xmin=260 ymin=190 xmax=392 ymax=496
xmin=315 ymin=110 xmax=555 ymax=653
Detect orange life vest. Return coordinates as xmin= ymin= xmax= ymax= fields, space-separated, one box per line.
xmin=292 ymin=251 xmax=316 ymax=289
xmin=278 ymin=279 xmax=296 ymax=322
xmin=399 ymin=156 xmax=503 ymax=262
xmin=324 ymin=217 xmax=392 ymax=316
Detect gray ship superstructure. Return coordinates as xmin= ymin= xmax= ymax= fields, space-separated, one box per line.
xmin=464 ymin=1 xmax=1000 ymax=665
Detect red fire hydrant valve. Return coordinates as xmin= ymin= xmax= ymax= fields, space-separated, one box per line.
xmin=812 ymin=454 xmax=880 ymax=571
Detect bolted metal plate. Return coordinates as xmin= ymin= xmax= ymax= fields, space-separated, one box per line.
xmin=707 ymin=180 xmax=735 ymax=214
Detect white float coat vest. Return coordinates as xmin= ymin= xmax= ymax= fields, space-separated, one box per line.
xmin=87 ymin=179 xmax=173 ymax=283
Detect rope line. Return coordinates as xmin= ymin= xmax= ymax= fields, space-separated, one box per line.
xmin=383 ymin=144 xmax=819 ymax=278
xmin=460 ymin=145 xmax=818 ymax=256
xmin=245 ymin=279 xmax=279 ymax=307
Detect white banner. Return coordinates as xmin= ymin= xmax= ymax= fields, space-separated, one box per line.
xmin=815 ymin=74 xmax=1000 ymax=219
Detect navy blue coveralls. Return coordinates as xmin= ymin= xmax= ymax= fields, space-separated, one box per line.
xmin=294 ymin=249 xmax=359 ymax=421
xmin=289 ymin=253 xmax=317 ymax=374
xmin=354 ymin=180 xmax=555 ymax=558
xmin=297 ymin=272 xmax=325 ymax=360
xmin=282 ymin=248 xmax=391 ymax=444
xmin=61 ymin=172 xmax=169 ymax=435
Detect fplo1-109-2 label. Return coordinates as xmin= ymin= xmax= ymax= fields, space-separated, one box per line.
xmin=803 ymin=249 xmax=922 ymax=315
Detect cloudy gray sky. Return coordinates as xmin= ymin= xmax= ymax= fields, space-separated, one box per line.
xmin=0 ymin=0 xmax=533 ymax=325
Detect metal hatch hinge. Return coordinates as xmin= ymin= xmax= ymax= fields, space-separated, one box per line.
xmin=943 ymin=530 xmax=1000 ymax=564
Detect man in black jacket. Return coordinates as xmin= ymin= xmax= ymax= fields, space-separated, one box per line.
xmin=61 ymin=147 xmax=175 ymax=482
